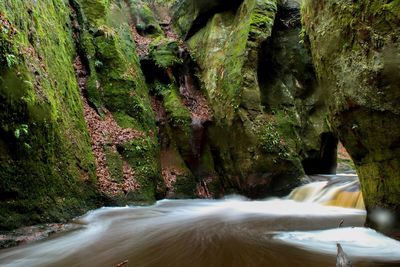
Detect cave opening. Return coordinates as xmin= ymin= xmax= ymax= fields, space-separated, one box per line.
xmin=302 ymin=132 xmax=339 ymax=175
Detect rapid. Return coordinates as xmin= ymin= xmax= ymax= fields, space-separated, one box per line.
xmin=1 ymin=174 xmax=399 ymax=267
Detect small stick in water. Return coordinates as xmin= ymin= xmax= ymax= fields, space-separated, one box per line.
xmin=336 ymin=243 xmax=352 ymax=267
xmin=116 ymin=260 xmax=128 ymax=267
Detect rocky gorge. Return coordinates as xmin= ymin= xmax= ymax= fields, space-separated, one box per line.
xmin=0 ymin=0 xmax=399 ymax=241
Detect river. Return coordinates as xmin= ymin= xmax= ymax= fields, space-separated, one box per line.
xmin=1 ymin=174 xmax=400 ymax=267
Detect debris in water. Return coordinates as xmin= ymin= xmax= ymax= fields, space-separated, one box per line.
xmin=116 ymin=259 xmax=128 ymax=267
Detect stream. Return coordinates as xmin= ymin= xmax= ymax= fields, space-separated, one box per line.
xmin=1 ymin=174 xmax=400 ymax=267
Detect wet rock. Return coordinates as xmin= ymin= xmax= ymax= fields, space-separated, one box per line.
xmin=177 ymin=0 xmax=330 ymax=197
xmin=302 ymin=0 xmax=400 ymax=232
xmin=0 ymin=223 xmax=81 ymax=249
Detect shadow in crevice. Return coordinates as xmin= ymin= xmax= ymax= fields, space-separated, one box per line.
xmin=184 ymin=0 xmax=243 ymax=40
xmin=257 ymin=0 xmax=317 ymax=112
xmin=302 ymin=132 xmax=339 ymax=175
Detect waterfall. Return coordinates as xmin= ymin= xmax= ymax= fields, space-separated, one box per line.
xmin=288 ymin=174 xmax=365 ymax=210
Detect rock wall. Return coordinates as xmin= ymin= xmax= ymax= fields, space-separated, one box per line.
xmin=302 ymin=0 xmax=400 ymax=232
xmin=0 ymin=0 xmax=165 ymax=230
xmin=71 ymin=0 xmax=163 ymax=203
xmin=0 ymin=0 xmax=99 ymax=229
xmin=173 ymin=0 xmax=333 ymax=197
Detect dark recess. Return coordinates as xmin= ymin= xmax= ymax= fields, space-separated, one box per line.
xmin=257 ymin=1 xmax=316 ymax=111
xmin=302 ymin=133 xmax=339 ymax=174
xmin=185 ymin=0 xmax=244 ymax=40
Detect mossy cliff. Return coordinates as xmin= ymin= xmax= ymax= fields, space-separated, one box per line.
xmin=0 ymin=0 xmax=165 ymax=230
xmin=71 ymin=0 xmax=163 ymax=203
xmin=0 ymin=1 xmax=99 ymax=229
xmin=302 ymin=0 xmax=400 ymax=232
xmin=171 ymin=0 xmax=332 ymax=196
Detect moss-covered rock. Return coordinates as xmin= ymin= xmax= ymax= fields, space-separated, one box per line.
xmin=0 ymin=1 xmax=100 ymax=229
xmin=104 ymin=145 xmax=124 ymax=183
xmin=173 ymin=0 xmax=313 ymax=196
xmin=127 ymin=0 xmax=164 ymax=37
xmin=151 ymin=81 xmax=197 ymax=198
xmin=160 ymin=148 xmax=197 ymax=198
xmin=73 ymin=0 xmax=161 ymax=203
xmin=172 ymin=0 xmax=244 ymax=38
xmin=302 ymin=0 xmax=400 ymax=232
xmin=119 ymin=135 xmax=160 ymax=203
xmin=149 ymin=38 xmax=181 ymax=69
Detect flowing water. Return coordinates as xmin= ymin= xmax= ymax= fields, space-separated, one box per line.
xmin=1 ymin=174 xmax=400 ymax=267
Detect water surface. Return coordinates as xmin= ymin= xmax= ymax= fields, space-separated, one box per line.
xmin=1 ymin=175 xmax=399 ymax=267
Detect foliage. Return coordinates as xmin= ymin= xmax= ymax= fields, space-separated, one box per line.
xmin=5 ymin=53 xmax=17 ymax=67
xmin=258 ymin=121 xmax=290 ymax=159
xmin=14 ymin=124 xmax=28 ymax=139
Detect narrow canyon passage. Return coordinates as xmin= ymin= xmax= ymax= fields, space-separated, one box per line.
xmin=1 ymin=0 xmax=400 ymax=266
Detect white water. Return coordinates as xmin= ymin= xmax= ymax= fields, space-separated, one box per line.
xmin=0 ymin=175 xmax=399 ymax=267
xmin=275 ymin=227 xmax=400 ymax=261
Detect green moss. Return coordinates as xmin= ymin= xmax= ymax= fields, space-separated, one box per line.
xmin=120 ymin=135 xmax=161 ymax=203
xmin=182 ymin=0 xmax=307 ymax=194
xmin=104 ymin=145 xmax=124 ymax=183
xmin=114 ymin=112 xmax=142 ymax=130
xmin=127 ymin=0 xmax=163 ymax=37
xmin=149 ymin=38 xmax=181 ymax=69
xmin=187 ymin=0 xmax=278 ymax=124
xmin=188 ymin=12 xmax=241 ymax=123
xmin=73 ymin=0 xmax=161 ymax=203
xmin=77 ymin=0 xmax=110 ymax=27
xmin=156 ymin=83 xmax=193 ymax=167
xmin=73 ymin=0 xmax=156 ymax=130
xmin=258 ymin=121 xmax=290 ymax=159
xmin=93 ymin=25 xmax=156 ymax=130
xmin=358 ymin=159 xmax=400 ymax=209
xmin=0 ymin=0 xmax=100 ymax=229
xmin=161 ymin=84 xmax=191 ymax=129
xmin=303 ymin=0 xmax=400 ymax=229
xmin=86 ymin=75 xmax=103 ymax=111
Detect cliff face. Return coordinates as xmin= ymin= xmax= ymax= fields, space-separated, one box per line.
xmin=0 ymin=1 xmax=98 ymax=229
xmin=185 ymin=0 xmax=305 ymax=196
xmin=71 ymin=0 xmax=163 ymax=203
xmin=172 ymin=0 xmax=333 ymax=196
xmin=0 ymin=0 xmax=163 ymax=229
xmin=302 ymin=0 xmax=400 ymax=231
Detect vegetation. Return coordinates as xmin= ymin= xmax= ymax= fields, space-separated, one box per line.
xmin=0 ymin=0 xmax=399 ymax=236
xmin=0 ymin=0 xmax=99 ymax=229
